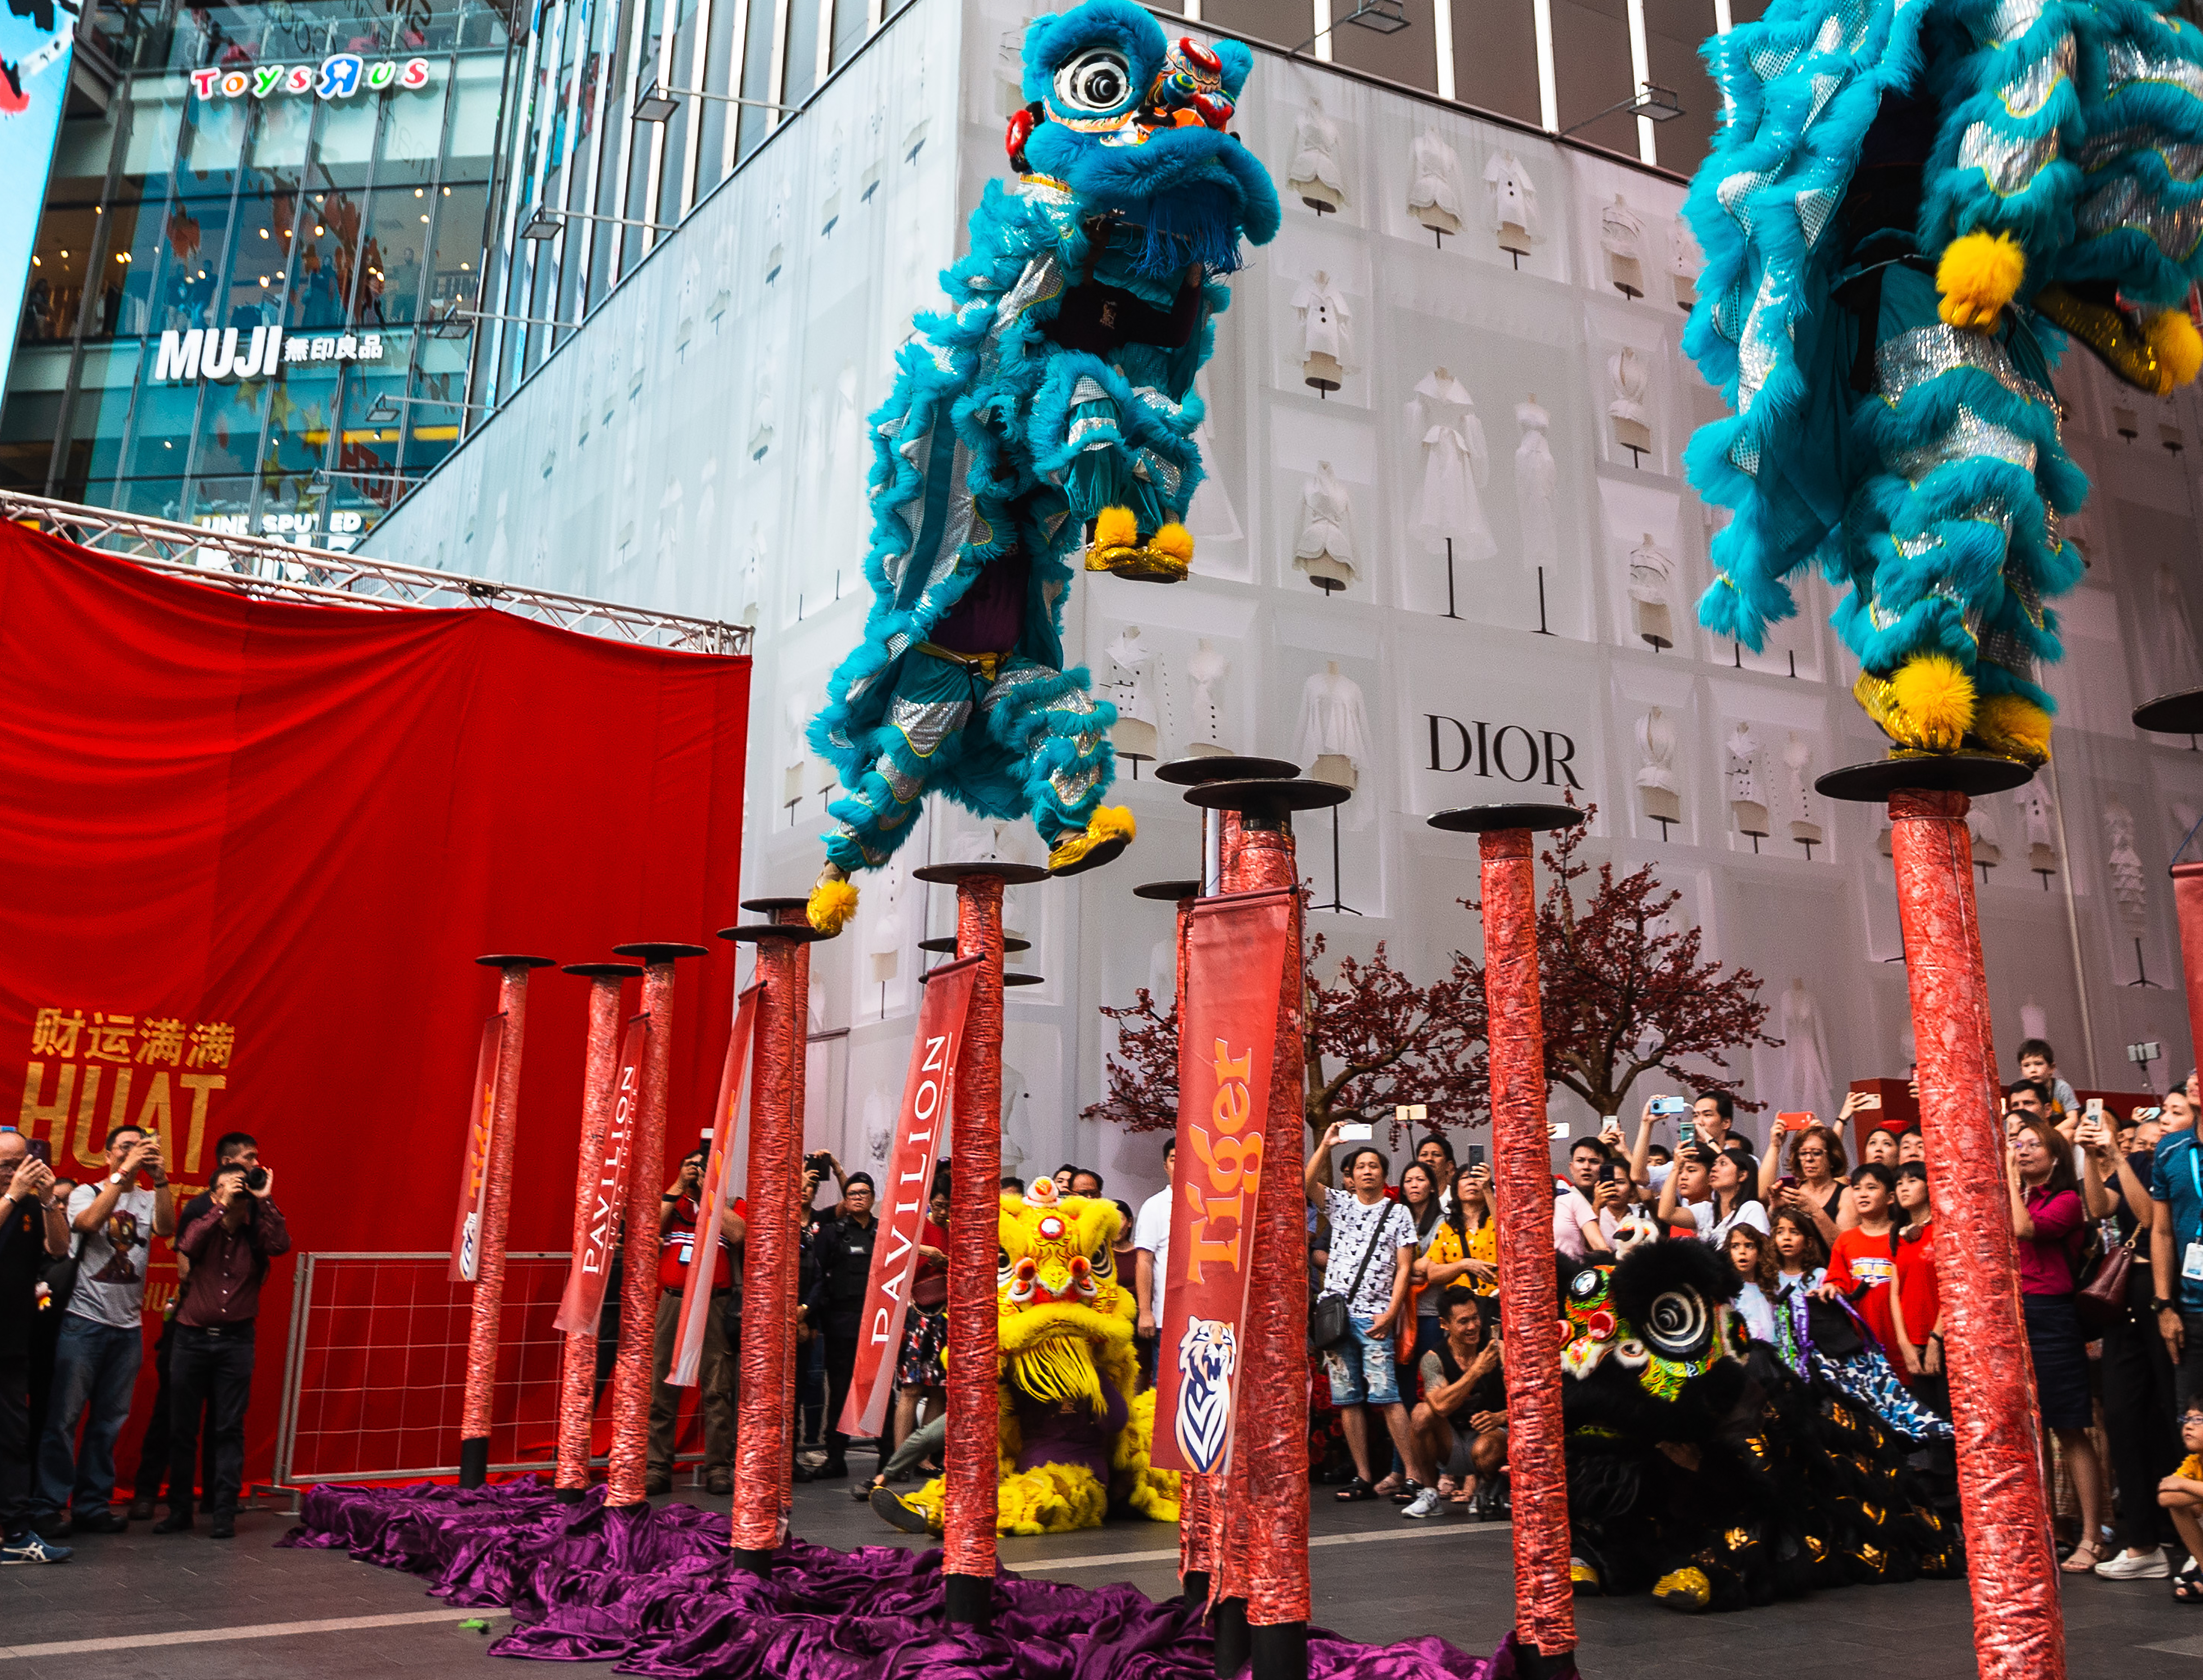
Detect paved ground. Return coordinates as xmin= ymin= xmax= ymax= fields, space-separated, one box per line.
xmin=0 ymin=1465 xmax=2196 ymax=1678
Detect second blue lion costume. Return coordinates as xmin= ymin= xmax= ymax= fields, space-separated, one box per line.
xmin=1684 ymin=0 xmax=2203 ymax=764
xmin=805 ymin=0 xmax=1278 ymax=932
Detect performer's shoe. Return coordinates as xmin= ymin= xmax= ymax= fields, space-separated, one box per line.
xmin=1854 ymin=654 xmax=1974 ymax=757
xmin=1116 ymin=522 xmax=1194 ymax=584
xmin=1568 ymin=1556 xmax=1602 ymax=1595
xmin=1047 ymin=805 xmax=1134 ymax=878
xmin=2034 ymin=281 xmax=2203 ymax=395
xmin=1650 ymin=1566 xmax=1712 ymax=1612
xmin=870 ymin=1485 xmax=941 ymax=1536
xmin=1968 ymin=693 xmax=2052 ymax=767
xmin=1084 ymin=505 xmax=1144 ymax=574
xmin=807 ymin=863 xmax=859 ymax=935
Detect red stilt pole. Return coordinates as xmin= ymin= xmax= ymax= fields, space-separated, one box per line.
xmin=1431 ymin=803 xmax=1581 ymax=1676
xmin=603 ymin=941 xmax=709 ymax=1508
xmin=915 ymin=859 xmax=1047 ymax=1630
xmin=459 ymin=953 xmax=553 ymax=1489
xmin=1887 ymin=785 xmax=2065 ymax=1679
xmin=721 ymin=904 xmax=831 ymax=1570
xmin=552 ymin=961 xmax=641 ymax=1495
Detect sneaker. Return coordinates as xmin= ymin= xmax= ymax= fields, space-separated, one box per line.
xmin=2096 ymin=1546 xmax=2171 ymax=1580
xmin=1401 ymin=1487 xmax=1443 ymax=1519
xmin=1 ymin=1532 xmax=70 ymax=1565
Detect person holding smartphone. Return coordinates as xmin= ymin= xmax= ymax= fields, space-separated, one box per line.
xmin=0 ymin=1130 xmax=70 ymax=1563
xmin=1304 ymin=1124 xmax=1418 ymax=1505
xmin=32 ymin=1125 xmax=172 ymax=1538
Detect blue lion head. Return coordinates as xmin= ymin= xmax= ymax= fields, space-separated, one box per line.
xmin=1010 ymin=0 xmax=1280 ymax=275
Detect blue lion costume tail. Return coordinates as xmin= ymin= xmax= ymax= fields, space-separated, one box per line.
xmin=1681 ymin=0 xmax=2203 ymax=767
xmin=802 ymin=0 xmax=1277 ymax=932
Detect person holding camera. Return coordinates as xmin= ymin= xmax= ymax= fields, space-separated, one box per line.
xmin=0 ymin=1131 xmax=72 ymax=1563
xmin=809 ymin=1171 xmax=878 ymax=1480
xmin=646 ymin=1146 xmax=744 ymax=1496
xmin=34 ymin=1125 xmax=173 ymax=1537
xmin=153 ymin=1132 xmax=286 ymax=1538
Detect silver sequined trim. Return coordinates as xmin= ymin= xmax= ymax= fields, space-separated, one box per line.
xmin=1890 ymin=403 xmax=2040 ymax=481
xmin=1797 ymin=185 xmax=1840 ymax=248
xmin=1051 ymin=760 xmax=1103 ymax=807
xmin=2078 ymin=173 xmax=2203 ymax=258
xmin=997 ymin=254 xmax=1066 ymax=329
xmin=1960 ymin=120 xmax=2062 ymax=196
xmin=1049 ymin=687 xmax=1099 ymax=718
xmin=980 ymin=664 xmax=1061 ymax=712
xmin=2106 ymin=38 xmax=2203 ymax=102
xmin=1737 ymin=269 xmax=1792 ymax=415
xmin=1874 ymin=324 xmax=2057 ymax=412
xmin=1067 ymin=414 xmax=1120 ymax=450
xmin=872 ymin=749 xmax=927 ymax=806
xmin=2077 ymin=124 xmax=2203 ymax=181
xmin=1988 ymin=0 xmax=2043 ymax=44
xmin=2000 ymin=32 xmax=2074 ymax=118
xmin=890 ymin=696 xmax=972 ymax=758
xmin=1070 ymin=375 xmax=1112 ymax=407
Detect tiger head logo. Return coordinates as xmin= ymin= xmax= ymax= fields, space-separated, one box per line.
xmin=1172 ymin=1318 xmax=1237 ymax=1472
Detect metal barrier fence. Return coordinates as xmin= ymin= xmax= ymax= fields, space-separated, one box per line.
xmin=273 ymin=1250 xmax=579 ymax=1486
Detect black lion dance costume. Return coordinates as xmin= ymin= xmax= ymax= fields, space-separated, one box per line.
xmin=1561 ymin=1236 xmax=1963 ymax=1613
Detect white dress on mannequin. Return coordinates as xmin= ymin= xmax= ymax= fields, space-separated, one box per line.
xmin=2152 ymin=562 xmax=2202 ymax=696
xmin=1776 ymin=980 xmax=1834 ymax=1115
xmin=2016 ymin=785 xmax=2059 ymax=871
xmin=1600 ymin=196 xmax=1646 ymax=294
xmin=1106 ymin=627 xmax=1162 ymax=759
xmin=1292 ymin=271 xmax=1351 ymax=364
xmin=1295 ymin=661 xmax=1373 ymax=772
xmin=1287 ymin=100 xmax=1346 ymax=205
xmin=1727 ymin=724 xmax=1766 ymax=833
xmin=1184 ymin=639 xmax=1229 ymax=754
xmin=1636 ymin=706 xmax=1680 ymax=824
xmin=1406 ymin=129 xmax=1465 ymax=232
xmin=1608 ymin=348 xmax=1652 ymax=454
xmin=1514 ymin=398 xmax=1558 ymax=569
xmin=1408 ymin=370 xmax=1496 ymax=559
xmin=2106 ymin=801 xmax=2148 ymax=930
xmin=1669 ymin=220 xmax=1704 ymax=308
xmin=1783 ymin=734 xmax=1822 ymax=845
xmin=1482 ymin=152 xmax=1538 ymax=239
xmin=1295 ymin=464 xmax=1357 ymax=585
xmin=1627 ymin=534 xmax=1675 ymax=647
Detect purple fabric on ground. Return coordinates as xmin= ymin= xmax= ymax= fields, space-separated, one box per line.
xmin=280 ymin=1479 xmax=1558 ymax=1679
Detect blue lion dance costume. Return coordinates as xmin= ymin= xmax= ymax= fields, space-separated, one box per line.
xmin=804 ymin=0 xmax=1278 ymax=932
xmin=1684 ymin=0 xmax=2203 ymax=763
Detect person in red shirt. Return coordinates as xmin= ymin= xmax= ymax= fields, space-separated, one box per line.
xmin=1819 ymin=1163 xmax=1901 ymax=1357
xmin=1891 ymin=1162 xmax=1944 ymax=1408
xmin=646 ymin=1147 xmax=746 ymax=1496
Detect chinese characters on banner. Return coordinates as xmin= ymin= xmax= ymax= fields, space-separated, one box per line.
xmin=554 ymin=1017 xmax=650 ymax=1334
xmin=1150 ymin=888 xmax=1295 ymax=1477
xmin=672 ymin=984 xmax=762 ymax=1387
xmin=448 ymin=1015 xmax=504 ymax=1284
xmin=837 ymin=954 xmax=981 ymax=1439
xmin=21 ymin=1005 xmax=238 ymax=1176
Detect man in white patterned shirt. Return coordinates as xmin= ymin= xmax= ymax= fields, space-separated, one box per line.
xmin=1304 ymin=1124 xmax=1417 ymax=1503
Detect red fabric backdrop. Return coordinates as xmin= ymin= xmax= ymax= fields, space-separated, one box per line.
xmin=0 ymin=521 xmax=751 ymax=1487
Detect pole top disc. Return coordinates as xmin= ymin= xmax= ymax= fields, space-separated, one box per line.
xmin=476 ymin=953 xmax=558 ymax=969
xmin=1183 ymin=776 xmax=1351 ymax=814
xmin=919 ymin=935 xmax=1031 ymax=953
xmin=739 ymin=896 xmax=812 ymax=914
xmin=1425 ymin=803 xmax=1585 ymax=835
xmin=609 ymin=942 xmax=713 ymax=962
xmin=1813 ymin=753 xmax=2035 ymax=803
xmin=912 ymin=860 xmax=1052 ymax=886
xmin=561 ymin=962 xmax=645 ymax=978
xmin=716 ymin=923 xmax=835 ymax=944
xmin=1153 ymin=754 xmax=1300 ymax=786
xmin=2133 ymin=687 xmax=2203 ymax=735
xmin=1133 ymin=879 xmax=1204 ymax=901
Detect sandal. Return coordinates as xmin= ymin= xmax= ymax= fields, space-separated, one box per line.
xmin=1390 ymin=1480 xmax=1426 ymax=1505
xmin=1334 ymin=1477 xmax=1378 ymax=1502
xmin=2175 ymin=1565 xmax=2203 ymax=1604
xmin=2060 ymin=1539 xmax=2104 ymax=1574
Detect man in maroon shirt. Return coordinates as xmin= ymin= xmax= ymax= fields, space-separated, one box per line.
xmin=152 ymin=1132 xmax=288 ymax=1539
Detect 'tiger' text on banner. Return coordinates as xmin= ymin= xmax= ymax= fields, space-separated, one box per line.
xmin=1151 ymin=888 xmax=1294 ymax=1477
xmin=837 ymin=953 xmax=980 ymax=1440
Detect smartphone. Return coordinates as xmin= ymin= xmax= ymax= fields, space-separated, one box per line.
xmin=1777 ymin=1174 xmax=1798 ymax=1191
xmin=1854 ymin=1089 xmax=1883 ymax=1110
xmin=2085 ymin=1097 xmax=2105 ymax=1120
xmin=24 ymin=1140 xmax=50 ymax=1167
xmin=1337 ymin=1121 xmax=1374 ymax=1143
xmin=1649 ymin=1096 xmax=1688 ymax=1117
xmin=1465 ymin=1144 xmax=1487 ymax=1168
xmin=1776 ymin=1111 xmax=1813 ymax=1132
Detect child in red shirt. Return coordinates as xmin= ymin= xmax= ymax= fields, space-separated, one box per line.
xmin=1821 ymin=1163 xmax=1902 ymax=1357
xmin=1891 ymin=1161 xmax=1942 ymax=1393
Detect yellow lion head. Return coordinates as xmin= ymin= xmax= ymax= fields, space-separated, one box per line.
xmin=995 ymin=1176 xmax=1134 ymax=1414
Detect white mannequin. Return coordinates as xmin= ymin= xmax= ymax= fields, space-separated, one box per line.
xmin=2152 ymin=562 xmax=2203 ymax=695
xmin=1669 ymin=220 xmax=1704 ymax=310
xmin=1482 ymin=150 xmax=1537 ymax=258
xmin=1727 ymin=724 xmax=1767 ymax=834
xmin=1292 ymin=271 xmax=1351 ymax=390
xmin=1627 ymin=532 xmax=1675 ymax=649
xmin=2106 ymin=800 xmax=2147 ymax=930
xmin=1515 ymin=396 xmax=1557 ymax=570
xmin=1783 ymin=733 xmax=1821 ymax=845
xmin=1106 ymin=626 xmax=1162 ymax=760
xmin=1296 ymin=660 xmax=1371 ymax=790
xmin=1968 ymin=798 xmax=2002 ymax=867
xmin=1287 ymin=98 xmax=1346 ymax=211
xmin=1636 ymin=706 xmax=1680 ymax=825
xmin=1295 ymin=463 xmax=1356 ymax=586
xmin=1776 ymin=979 xmax=1834 ymax=1115
xmin=2015 ymin=785 xmax=2058 ymax=871
xmin=866 ymin=851 xmax=909 ymax=986
xmin=1601 ymin=195 xmax=1646 ymax=297
xmin=1184 ymin=639 xmax=1229 ymax=755
xmin=1406 ymin=128 xmax=1465 ymax=236
xmin=1408 ymin=369 xmax=1495 ymax=559
xmin=1609 ymin=348 xmax=1652 ymax=456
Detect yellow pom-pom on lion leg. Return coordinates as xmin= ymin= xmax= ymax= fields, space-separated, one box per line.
xmin=1854 ymin=653 xmax=1976 ymax=755
xmin=1936 ymin=231 xmax=2026 ymax=333
xmin=1973 ymin=692 xmax=2053 ymax=767
xmin=2149 ymin=307 xmax=2203 ymax=393
xmin=807 ymin=862 xmax=859 ymax=934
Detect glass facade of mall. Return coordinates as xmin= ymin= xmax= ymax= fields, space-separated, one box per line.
xmin=1 ymin=0 xmax=1735 ymax=548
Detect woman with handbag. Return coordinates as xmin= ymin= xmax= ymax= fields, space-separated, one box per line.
xmin=2081 ymin=1104 xmax=2181 ymax=1578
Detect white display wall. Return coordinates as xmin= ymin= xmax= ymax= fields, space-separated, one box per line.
xmin=362 ymin=0 xmax=2203 ymax=1212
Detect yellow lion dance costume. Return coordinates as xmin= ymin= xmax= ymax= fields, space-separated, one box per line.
xmin=874 ymin=1178 xmax=1179 ymax=1535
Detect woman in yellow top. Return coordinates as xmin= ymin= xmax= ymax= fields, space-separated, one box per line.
xmin=1417 ymin=1161 xmax=1498 ymax=1309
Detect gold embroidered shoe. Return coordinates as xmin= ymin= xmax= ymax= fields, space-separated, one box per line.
xmin=1046 ymin=805 xmax=1134 ymax=877
xmin=2034 ymin=282 xmax=2203 ymax=396
xmin=1083 ymin=505 xmax=1144 ymax=574
xmin=1651 ymin=1566 xmax=1712 ymax=1612
xmin=1569 ymin=1556 xmax=1603 ymax=1594
xmin=1115 ymin=520 xmax=1193 ymax=583
xmin=1969 ymin=692 xmax=2052 ymax=766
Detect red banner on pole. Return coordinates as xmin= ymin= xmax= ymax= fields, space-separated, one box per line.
xmin=673 ymin=984 xmax=762 ymax=1386
xmin=836 ymin=954 xmax=981 ymax=1440
xmin=1152 ymin=888 xmax=1294 ymax=1477
xmin=449 ymin=1014 xmax=504 ymax=1284
xmin=554 ymin=1015 xmax=650 ymax=1334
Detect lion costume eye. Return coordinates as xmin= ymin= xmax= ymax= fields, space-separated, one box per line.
xmin=1053 ymin=48 xmax=1131 ymax=112
xmin=1640 ymin=1286 xmax=1712 ymax=1359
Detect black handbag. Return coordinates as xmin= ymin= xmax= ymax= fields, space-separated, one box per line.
xmin=1309 ymin=1206 xmax=1388 ymax=1352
